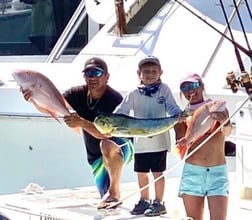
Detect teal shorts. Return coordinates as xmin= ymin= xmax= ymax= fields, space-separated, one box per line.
xmin=178 ymin=163 xmax=229 ymax=197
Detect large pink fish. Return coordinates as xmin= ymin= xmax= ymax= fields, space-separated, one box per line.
xmin=12 ymin=69 xmax=72 ymax=122
xmin=176 ymin=100 xmax=226 ymax=158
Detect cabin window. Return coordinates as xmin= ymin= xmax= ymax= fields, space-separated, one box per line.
xmin=0 ymin=0 xmax=88 ymax=55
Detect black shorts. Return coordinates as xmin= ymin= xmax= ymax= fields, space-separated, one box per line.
xmin=134 ymin=150 xmax=167 ymax=173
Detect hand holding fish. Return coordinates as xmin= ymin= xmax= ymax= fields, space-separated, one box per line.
xmin=64 ymin=112 xmax=85 ymax=128
xmin=64 ymin=113 xmax=111 ymax=138
xmin=210 ymin=109 xmax=229 ymax=125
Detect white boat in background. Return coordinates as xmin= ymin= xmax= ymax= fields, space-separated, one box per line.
xmin=0 ymin=0 xmax=251 ymax=219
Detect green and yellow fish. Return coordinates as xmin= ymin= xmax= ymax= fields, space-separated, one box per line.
xmin=94 ymin=113 xmax=184 ymax=137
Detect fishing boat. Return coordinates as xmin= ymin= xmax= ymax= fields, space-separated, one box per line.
xmin=0 ymin=0 xmax=251 ymax=219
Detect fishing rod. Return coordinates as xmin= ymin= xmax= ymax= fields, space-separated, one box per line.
xmin=219 ymin=0 xmax=245 ymax=71
xmin=219 ymin=0 xmax=252 ymax=97
xmin=244 ymin=0 xmax=252 ymax=21
xmin=202 ymin=0 xmax=243 ymax=77
xmin=233 ymin=0 xmax=251 ymax=53
xmin=173 ymin=0 xmax=252 ymax=60
xmin=107 ymin=95 xmax=251 ymax=209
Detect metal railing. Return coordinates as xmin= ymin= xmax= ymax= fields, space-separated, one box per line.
xmin=46 ymin=0 xmax=86 ymax=63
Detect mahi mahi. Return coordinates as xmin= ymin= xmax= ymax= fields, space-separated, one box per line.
xmin=12 ymin=69 xmax=72 ymax=122
xmin=94 ymin=113 xmax=183 ymax=137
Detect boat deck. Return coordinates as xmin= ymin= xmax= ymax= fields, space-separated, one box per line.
xmin=0 ymin=173 xmax=252 ymax=220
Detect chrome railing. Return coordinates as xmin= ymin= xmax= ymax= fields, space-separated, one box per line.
xmin=46 ymin=0 xmax=86 ymax=63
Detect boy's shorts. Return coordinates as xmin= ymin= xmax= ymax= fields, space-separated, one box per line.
xmin=134 ymin=150 xmax=167 ymax=172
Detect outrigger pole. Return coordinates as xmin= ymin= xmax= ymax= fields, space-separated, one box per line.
xmin=232 ymin=0 xmax=251 ymax=52
xmin=202 ymin=0 xmax=243 ymax=76
xmin=244 ymin=0 xmax=252 ymax=21
xmin=219 ymin=0 xmax=245 ymax=71
xmin=173 ymin=0 xmax=252 ymax=60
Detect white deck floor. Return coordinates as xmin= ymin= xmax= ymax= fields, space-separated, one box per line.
xmin=0 ymin=173 xmax=252 ymax=220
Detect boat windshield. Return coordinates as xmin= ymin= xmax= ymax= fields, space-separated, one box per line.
xmin=0 ymin=0 xmax=88 ymax=57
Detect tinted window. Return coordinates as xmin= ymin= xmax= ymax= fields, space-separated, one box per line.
xmin=0 ymin=0 xmax=88 ymax=55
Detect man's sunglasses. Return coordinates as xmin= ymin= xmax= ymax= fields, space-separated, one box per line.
xmin=84 ymin=69 xmax=104 ymax=78
xmin=180 ymin=82 xmax=200 ymax=93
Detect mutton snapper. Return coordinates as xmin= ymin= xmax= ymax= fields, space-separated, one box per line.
xmin=12 ymin=69 xmax=72 ymax=122
xmin=94 ymin=113 xmax=183 ymax=137
xmin=175 ymin=100 xmax=227 ymax=158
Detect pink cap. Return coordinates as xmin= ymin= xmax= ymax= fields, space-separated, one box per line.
xmin=180 ymin=73 xmax=203 ymax=86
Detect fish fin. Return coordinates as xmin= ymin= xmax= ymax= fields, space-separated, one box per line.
xmin=30 ymin=99 xmax=61 ymax=123
xmin=173 ymin=143 xmax=187 ymax=159
xmin=173 ymin=137 xmax=188 ymax=159
xmin=49 ymin=112 xmax=62 ymax=123
xmin=31 ymin=99 xmax=80 ymax=134
xmin=178 ymin=144 xmax=187 ymax=159
xmin=114 ymin=127 xmax=130 ymax=133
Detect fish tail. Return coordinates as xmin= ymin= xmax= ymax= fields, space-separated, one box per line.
xmin=173 ymin=143 xmax=187 ymax=159
xmin=48 ymin=112 xmax=62 ymax=123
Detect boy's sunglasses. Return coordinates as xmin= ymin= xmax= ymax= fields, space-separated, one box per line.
xmin=180 ymin=82 xmax=200 ymax=93
xmin=84 ymin=69 xmax=104 ymax=78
